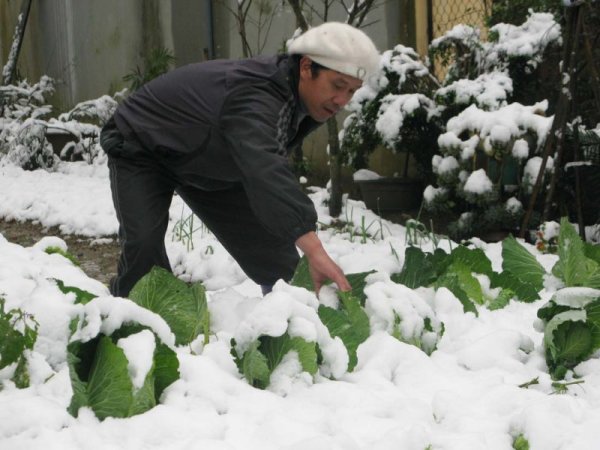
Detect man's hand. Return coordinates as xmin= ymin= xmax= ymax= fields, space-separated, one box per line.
xmin=295 ymin=231 xmax=351 ymax=293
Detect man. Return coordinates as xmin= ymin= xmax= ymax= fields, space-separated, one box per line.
xmin=100 ymin=22 xmax=380 ymax=297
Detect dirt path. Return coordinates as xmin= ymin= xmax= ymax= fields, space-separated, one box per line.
xmin=0 ymin=219 xmax=119 ymax=286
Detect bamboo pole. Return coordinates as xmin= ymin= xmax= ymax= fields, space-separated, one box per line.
xmin=519 ymin=6 xmax=580 ymax=237
xmin=542 ymin=6 xmax=583 ymax=222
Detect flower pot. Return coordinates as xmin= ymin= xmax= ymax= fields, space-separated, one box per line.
xmin=356 ymin=177 xmax=423 ymax=212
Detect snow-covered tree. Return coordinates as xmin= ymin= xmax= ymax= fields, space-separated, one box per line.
xmin=340 ymin=45 xmax=441 ymax=179
xmin=427 ymin=12 xmax=561 ymax=238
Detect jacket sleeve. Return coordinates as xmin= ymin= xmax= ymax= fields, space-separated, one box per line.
xmin=219 ymin=82 xmax=318 ymax=242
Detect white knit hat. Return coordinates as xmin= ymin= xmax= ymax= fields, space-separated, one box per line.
xmin=287 ymin=22 xmax=380 ymax=82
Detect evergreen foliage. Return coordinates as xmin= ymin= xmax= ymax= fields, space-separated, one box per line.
xmin=123 ymin=47 xmax=176 ymax=92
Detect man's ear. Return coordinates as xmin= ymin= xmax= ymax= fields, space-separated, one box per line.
xmin=299 ymin=56 xmax=313 ymax=79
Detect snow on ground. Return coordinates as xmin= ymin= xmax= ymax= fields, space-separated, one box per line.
xmin=1 ymin=161 xmax=600 ymax=450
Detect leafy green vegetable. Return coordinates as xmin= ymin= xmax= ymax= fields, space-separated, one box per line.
xmin=231 ymin=333 xmax=318 ymax=389
xmin=583 ymin=242 xmax=600 ymax=264
xmin=486 ymin=236 xmax=546 ymax=303
xmin=538 ymin=286 xmax=600 ymax=379
xmin=291 ymin=256 xmax=374 ymax=305
xmin=153 ymin=341 xmax=181 ymax=398
xmin=0 ymin=298 xmax=38 ymax=388
xmin=451 ymin=261 xmax=485 ymax=304
xmin=552 ymin=218 xmax=600 ymax=288
xmin=392 ymin=315 xmax=444 ymax=355
xmin=585 ymin=301 xmax=600 ymax=350
xmin=54 ymin=279 xmax=97 ymax=304
xmin=83 ymin=336 xmax=137 ymax=419
xmin=434 ymin=270 xmax=478 ymax=315
xmin=45 ymin=246 xmax=80 ymax=266
xmin=318 ymin=291 xmax=370 ymax=371
xmin=231 ymin=340 xmax=270 ymax=388
xmin=450 ymin=245 xmax=493 ymax=277
xmin=260 ymin=334 xmax=318 ymax=375
xmin=513 ymin=434 xmax=530 ymax=450
xmin=543 ymin=310 xmax=593 ymax=378
xmin=345 ymin=270 xmax=376 ymax=306
xmin=67 ymin=330 xmax=179 ymax=420
xmin=393 ymin=245 xmax=495 ymax=313
xmin=489 ymin=271 xmax=540 ymax=303
xmin=128 ymin=267 xmax=208 ymax=346
xmin=291 ymin=256 xmax=312 ymax=291
xmin=487 ymin=288 xmax=515 ymax=310
xmin=537 ymin=301 xmax=571 ymax=323
xmin=391 ymin=247 xmax=449 ymax=288
xmin=502 ymin=235 xmax=546 ymax=292
xmin=584 ymin=242 xmax=600 ymax=265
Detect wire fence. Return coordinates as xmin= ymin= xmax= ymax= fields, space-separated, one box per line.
xmin=429 ymin=0 xmax=492 ymax=80
xmin=431 ymin=0 xmax=492 ymax=38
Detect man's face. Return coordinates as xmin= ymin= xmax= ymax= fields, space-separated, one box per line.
xmin=298 ymin=56 xmax=363 ymax=123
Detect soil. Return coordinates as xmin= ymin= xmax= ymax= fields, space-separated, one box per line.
xmin=0 ymin=219 xmax=120 ymax=286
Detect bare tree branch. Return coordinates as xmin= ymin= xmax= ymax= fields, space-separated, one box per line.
xmin=287 ymin=0 xmax=309 ymax=30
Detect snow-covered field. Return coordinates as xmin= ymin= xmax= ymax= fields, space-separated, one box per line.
xmin=1 ymin=159 xmax=600 ymax=450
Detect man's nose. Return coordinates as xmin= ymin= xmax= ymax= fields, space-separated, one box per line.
xmin=332 ymin=90 xmax=353 ymax=108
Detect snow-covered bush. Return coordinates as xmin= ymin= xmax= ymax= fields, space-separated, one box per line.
xmin=342 ymin=11 xmax=563 ymax=239
xmin=46 ymin=92 xmax=123 ymax=164
xmin=1 ymin=119 xmax=57 ymax=170
xmin=0 ymin=75 xmax=54 ymax=121
xmin=0 ymin=77 xmax=56 ymax=170
xmin=340 ymin=45 xmax=442 ymax=179
xmin=425 ymin=12 xmax=561 ymax=238
xmin=0 ymin=76 xmax=122 ymax=168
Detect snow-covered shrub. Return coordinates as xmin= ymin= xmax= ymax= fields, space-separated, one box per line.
xmin=424 ymin=12 xmax=561 ymax=239
xmin=0 ymin=75 xmax=122 ymax=168
xmin=341 ymin=11 xmax=562 ymax=239
xmin=48 ymin=91 xmax=123 ymax=164
xmin=428 ymin=99 xmax=554 ymax=237
xmin=340 ymin=45 xmax=442 ymax=179
xmin=430 ymin=12 xmax=562 ymax=104
xmin=1 ymin=119 xmax=57 ymax=170
xmin=487 ymin=0 xmax=563 ymax=27
xmin=0 ymin=75 xmax=54 ymax=121
xmin=0 ymin=77 xmax=56 ymax=170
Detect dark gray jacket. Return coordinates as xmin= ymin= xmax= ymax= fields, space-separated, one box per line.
xmin=105 ymin=55 xmax=322 ymax=242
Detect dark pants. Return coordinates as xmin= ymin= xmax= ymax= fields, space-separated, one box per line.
xmin=106 ymin=137 xmax=299 ymax=297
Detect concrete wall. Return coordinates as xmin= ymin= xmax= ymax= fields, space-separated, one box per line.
xmin=0 ymin=0 xmax=212 ymax=111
